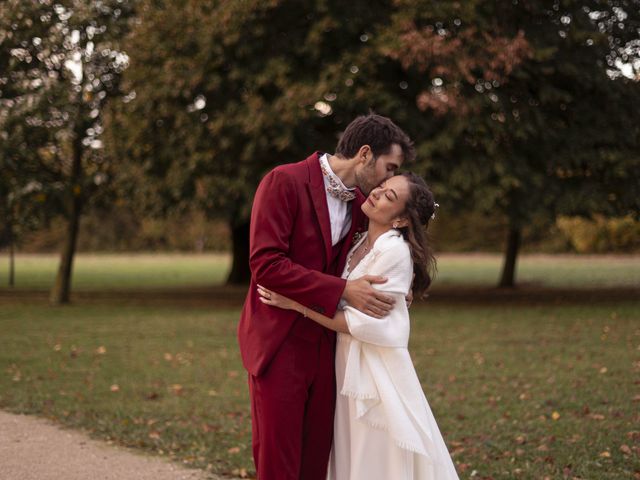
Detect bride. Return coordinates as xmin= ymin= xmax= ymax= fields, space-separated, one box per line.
xmin=257 ymin=172 xmax=460 ymax=479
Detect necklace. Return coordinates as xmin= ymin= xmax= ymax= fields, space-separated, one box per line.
xmin=346 ymin=236 xmax=372 ymax=275
xmin=356 ymin=237 xmax=373 ymax=256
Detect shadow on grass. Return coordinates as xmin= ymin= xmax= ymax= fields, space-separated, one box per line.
xmin=1 ymin=284 xmax=638 ymax=307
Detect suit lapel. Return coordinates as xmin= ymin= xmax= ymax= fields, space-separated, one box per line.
xmin=306 ymin=153 xmax=333 ymax=265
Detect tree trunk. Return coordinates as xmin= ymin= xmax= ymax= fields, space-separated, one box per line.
xmin=50 ymin=133 xmax=84 ymax=305
xmin=8 ymin=222 xmax=15 ymax=287
xmin=49 ymin=195 xmax=82 ymax=304
xmin=498 ymin=225 xmax=521 ymax=288
xmin=226 ymin=220 xmax=251 ymax=285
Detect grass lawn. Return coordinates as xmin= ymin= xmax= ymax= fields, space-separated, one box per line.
xmin=1 ymin=252 xmax=639 ymax=290
xmin=1 ymin=298 xmax=638 ymax=479
xmin=1 ymin=253 xmax=230 ymax=290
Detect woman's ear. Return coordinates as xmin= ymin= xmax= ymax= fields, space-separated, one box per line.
xmin=393 ymin=216 xmax=410 ymax=228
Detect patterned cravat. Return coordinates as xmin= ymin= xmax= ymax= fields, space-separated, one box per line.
xmin=319 ymin=154 xmax=356 ymax=202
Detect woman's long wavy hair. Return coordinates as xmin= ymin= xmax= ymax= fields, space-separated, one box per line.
xmin=397 ymin=172 xmax=437 ymax=299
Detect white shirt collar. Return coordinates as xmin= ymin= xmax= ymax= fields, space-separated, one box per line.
xmin=319 ymin=153 xmax=356 ymax=202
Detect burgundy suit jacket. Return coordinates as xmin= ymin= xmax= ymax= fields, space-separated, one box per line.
xmin=238 ymin=152 xmax=367 ymax=376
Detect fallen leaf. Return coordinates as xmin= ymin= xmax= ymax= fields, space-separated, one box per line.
xmin=227 ymin=446 xmax=240 ymax=454
xmin=552 ymin=411 xmax=561 ymax=421
xmin=110 ymin=384 xmax=120 ymax=392
xmin=599 ymin=450 xmax=611 ymax=458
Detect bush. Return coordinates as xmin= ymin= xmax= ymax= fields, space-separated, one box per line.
xmin=17 ymin=206 xmax=231 ymax=253
xmin=556 ymin=215 xmax=640 ymax=253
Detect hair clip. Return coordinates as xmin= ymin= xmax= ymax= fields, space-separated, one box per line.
xmin=431 ymin=203 xmax=440 ymax=220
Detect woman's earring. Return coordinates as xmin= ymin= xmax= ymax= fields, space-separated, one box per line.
xmin=393 ymin=222 xmax=399 ymax=228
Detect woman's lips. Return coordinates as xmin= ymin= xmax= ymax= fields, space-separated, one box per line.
xmin=367 ymin=197 xmax=375 ymax=207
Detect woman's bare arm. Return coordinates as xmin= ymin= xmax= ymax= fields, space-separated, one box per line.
xmin=257 ymin=285 xmax=350 ymax=333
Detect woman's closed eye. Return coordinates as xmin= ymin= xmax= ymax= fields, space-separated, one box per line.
xmin=385 ymin=188 xmax=398 ymax=201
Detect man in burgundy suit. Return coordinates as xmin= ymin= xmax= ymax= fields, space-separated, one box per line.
xmin=238 ymin=114 xmax=415 ymax=479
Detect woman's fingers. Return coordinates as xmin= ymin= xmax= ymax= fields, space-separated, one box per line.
xmin=257 ymin=285 xmax=273 ymax=298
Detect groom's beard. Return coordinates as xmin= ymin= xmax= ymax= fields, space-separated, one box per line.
xmin=355 ymin=161 xmax=379 ymax=196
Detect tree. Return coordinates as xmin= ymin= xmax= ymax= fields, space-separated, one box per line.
xmin=384 ymin=0 xmax=640 ymax=286
xmin=110 ymin=0 xmax=639 ymax=288
xmin=109 ymin=0 xmax=417 ymax=284
xmin=0 ymin=0 xmax=135 ymax=302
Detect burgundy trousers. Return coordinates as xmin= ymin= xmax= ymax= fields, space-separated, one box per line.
xmin=249 ymin=323 xmax=335 ymax=480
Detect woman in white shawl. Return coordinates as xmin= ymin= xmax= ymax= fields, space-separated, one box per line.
xmin=257 ymin=172 xmax=459 ymax=480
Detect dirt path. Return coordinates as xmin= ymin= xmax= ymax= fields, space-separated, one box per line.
xmin=0 ymin=410 xmax=222 ymax=480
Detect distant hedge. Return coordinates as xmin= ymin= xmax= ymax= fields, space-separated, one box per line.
xmin=556 ymin=215 xmax=640 ymax=253
xmin=7 ymin=207 xmax=639 ymax=254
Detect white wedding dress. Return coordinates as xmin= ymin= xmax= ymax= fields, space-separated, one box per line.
xmin=327 ymin=230 xmax=460 ymax=480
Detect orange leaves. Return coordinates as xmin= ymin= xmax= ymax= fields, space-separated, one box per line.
xmin=7 ymin=364 xmax=21 ymax=382
xmin=144 ymin=391 xmax=160 ymax=401
xmin=231 ymin=467 xmax=249 ymax=478
xmin=482 ymin=30 xmax=532 ymax=81
xmin=169 ymin=384 xmax=184 ymax=396
xmin=384 ymin=22 xmax=533 ymax=116
xmin=619 ymin=444 xmax=632 ymax=455
xmin=201 ymin=423 xmax=218 ymax=433
xmin=162 ymin=352 xmax=193 ymax=366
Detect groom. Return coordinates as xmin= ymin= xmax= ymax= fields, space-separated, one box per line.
xmin=238 ymin=114 xmax=415 ymax=480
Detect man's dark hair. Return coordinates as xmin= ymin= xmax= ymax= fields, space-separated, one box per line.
xmin=335 ymin=113 xmax=415 ymax=163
